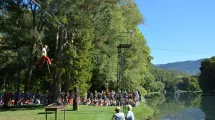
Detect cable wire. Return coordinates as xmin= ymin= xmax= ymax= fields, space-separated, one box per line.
xmin=151 ymin=48 xmax=212 ymax=56
xmin=30 ymin=0 xmax=64 ymax=26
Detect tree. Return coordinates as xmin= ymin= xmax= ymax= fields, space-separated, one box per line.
xmin=0 ymin=0 xmax=155 ymax=109
xmin=199 ymin=56 xmax=215 ymax=92
xmin=149 ymin=65 xmax=186 ymax=92
xmin=176 ymin=76 xmax=200 ymax=91
xmin=89 ymin=0 xmax=151 ymax=92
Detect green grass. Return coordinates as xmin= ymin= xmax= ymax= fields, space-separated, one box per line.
xmin=0 ymin=104 xmax=154 ymax=120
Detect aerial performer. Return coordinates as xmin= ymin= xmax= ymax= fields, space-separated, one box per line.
xmin=39 ymin=45 xmax=52 ymax=67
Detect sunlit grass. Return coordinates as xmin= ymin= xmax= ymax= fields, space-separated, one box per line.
xmin=0 ymin=104 xmax=154 ymax=120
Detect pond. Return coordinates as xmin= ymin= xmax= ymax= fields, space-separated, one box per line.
xmin=146 ymin=93 xmax=215 ymax=120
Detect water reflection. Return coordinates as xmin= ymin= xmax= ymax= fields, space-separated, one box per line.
xmin=201 ymin=95 xmax=215 ymax=120
xmin=160 ymin=108 xmax=204 ymax=120
xmin=146 ymin=93 xmax=215 ymax=120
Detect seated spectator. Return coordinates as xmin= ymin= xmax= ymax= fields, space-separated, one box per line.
xmin=98 ymin=99 xmax=104 ymax=106
xmin=86 ymin=98 xmax=91 ymax=106
xmin=82 ymin=98 xmax=87 ymax=105
xmin=103 ymin=99 xmax=108 ymax=106
xmin=0 ymin=99 xmax=2 ymax=104
xmin=131 ymin=101 xmax=137 ymax=107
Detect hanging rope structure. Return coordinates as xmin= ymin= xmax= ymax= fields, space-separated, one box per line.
xmin=30 ymin=0 xmax=70 ymax=74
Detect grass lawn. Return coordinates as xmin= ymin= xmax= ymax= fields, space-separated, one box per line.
xmin=0 ymin=104 xmax=154 ymax=120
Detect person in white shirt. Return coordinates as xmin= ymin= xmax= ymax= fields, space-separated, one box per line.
xmin=39 ymin=45 xmax=52 ymax=67
xmin=42 ymin=45 xmax=47 ymax=56
xmin=112 ymin=106 xmax=125 ymax=120
xmin=126 ymin=105 xmax=135 ymax=120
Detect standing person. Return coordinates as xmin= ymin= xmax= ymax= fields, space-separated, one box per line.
xmin=90 ymin=92 xmax=93 ymax=100
xmin=126 ymin=105 xmax=135 ymax=120
xmin=102 ymin=90 xmax=106 ymax=99
xmin=3 ymin=92 xmax=9 ymax=109
xmin=39 ymin=45 xmax=52 ymax=67
xmin=138 ymin=91 xmax=141 ymax=102
xmin=135 ymin=91 xmax=139 ymax=103
xmin=0 ymin=92 xmax=2 ymax=101
xmin=112 ymin=107 xmax=125 ymax=120
xmin=94 ymin=90 xmax=98 ymax=100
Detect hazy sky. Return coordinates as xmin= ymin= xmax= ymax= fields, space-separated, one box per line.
xmin=135 ymin=0 xmax=215 ymax=64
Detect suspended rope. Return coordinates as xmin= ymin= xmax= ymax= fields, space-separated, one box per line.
xmin=37 ymin=33 xmax=43 ymax=46
xmin=151 ymin=48 xmax=212 ymax=55
xmin=46 ymin=61 xmax=50 ymax=74
xmin=30 ymin=0 xmax=71 ymax=74
xmin=31 ymin=0 xmax=69 ymax=48
xmin=30 ymin=0 xmax=64 ymax=26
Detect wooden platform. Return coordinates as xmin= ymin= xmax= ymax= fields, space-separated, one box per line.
xmin=45 ymin=106 xmax=66 ymax=120
xmin=117 ymin=44 xmax=131 ymax=48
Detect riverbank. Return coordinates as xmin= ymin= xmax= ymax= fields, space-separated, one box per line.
xmin=0 ymin=104 xmax=154 ymax=120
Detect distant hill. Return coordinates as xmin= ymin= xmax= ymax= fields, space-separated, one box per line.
xmin=156 ymin=59 xmax=205 ymax=75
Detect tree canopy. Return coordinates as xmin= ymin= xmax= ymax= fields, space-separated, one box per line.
xmin=199 ymin=56 xmax=215 ymax=92
xmin=0 ymin=0 xmax=152 ymax=105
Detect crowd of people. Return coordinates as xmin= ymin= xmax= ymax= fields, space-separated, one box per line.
xmin=0 ymin=91 xmax=50 ymax=107
xmin=0 ymin=89 xmax=143 ymax=109
xmin=80 ymin=90 xmax=142 ymax=107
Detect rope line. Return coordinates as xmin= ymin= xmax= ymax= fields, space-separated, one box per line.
xmin=151 ymin=48 xmax=212 ymax=55
xmin=30 ymin=0 xmax=64 ymax=26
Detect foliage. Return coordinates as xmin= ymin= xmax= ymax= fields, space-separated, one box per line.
xmin=139 ymin=87 xmax=147 ymax=97
xmin=176 ymin=76 xmax=200 ymax=91
xmin=0 ymin=0 xmax=152 ymax=102
xmin=133 ymin=104 xmax=154 ymax=120
xmin=123 ymin=29 xmax=151 ymax=91
xmin=149 ymin=64 xmax=201 ymax=92
xmin=88 ymin=0 xmax=151 ymax=92
xmin=199 ymin=56 xmax=215 ymax=92
xmin=0 ymin=0 xmax=31 ymax=93
xmin=149 ymin=65 xmax=186 ymax=92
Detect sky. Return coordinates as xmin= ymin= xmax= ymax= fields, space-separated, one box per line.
xmin=135 ymin=0 xmax=215 ymax=64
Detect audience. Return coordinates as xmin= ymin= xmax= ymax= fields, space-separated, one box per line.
xmin=0 ymin=89 xmax=142 ymax=108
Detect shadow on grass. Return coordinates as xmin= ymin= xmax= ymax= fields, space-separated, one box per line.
xmin=38 ymin=112 xmax=53 ymax=114
xmin=64 ymin=110 xmax=113 ymax=114
xmin=0 ymin=105 xmax=44 ymax=112
xmin=65 ymin=110 xmax=77 ymax=111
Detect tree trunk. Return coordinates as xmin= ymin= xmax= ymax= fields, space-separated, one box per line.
xmin=52 ymin=27 xmax=64 ymax=103
xmin=15 ymin=70 xmax=21 ymax=105
xmin=25 ymin=4 xmax=37 ymax=93
xmin=53 ymin=71 xmax=62 ymax=102
xmin=73 ymin=87 xmax=79 ymax=111
xmin=3 ymin=93 xmax=9 ymax=109
xmin=25 ymin=42 xmax=36 ymax=93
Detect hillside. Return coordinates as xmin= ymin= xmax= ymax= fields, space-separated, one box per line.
xmin=156 ymin=59 xmax=204 ymax=75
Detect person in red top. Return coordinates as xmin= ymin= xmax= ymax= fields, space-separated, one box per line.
xmin=39 ymin=45 xmax=52 ymax=67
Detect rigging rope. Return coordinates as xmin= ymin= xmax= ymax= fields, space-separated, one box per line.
xmin=30 ymin=0 xmax=64 ymax=26
xmin=151 ymin=48 xmax=212 ymax=56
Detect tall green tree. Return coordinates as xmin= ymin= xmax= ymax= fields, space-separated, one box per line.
xmin=0 ymin=0 xmax=156 ymax=108
xmin=199 ymin=57 xmax=215 ymax=92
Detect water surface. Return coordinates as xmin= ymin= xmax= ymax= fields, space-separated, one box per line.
xmin=147 ymin=93 xmax=215 ymax=120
